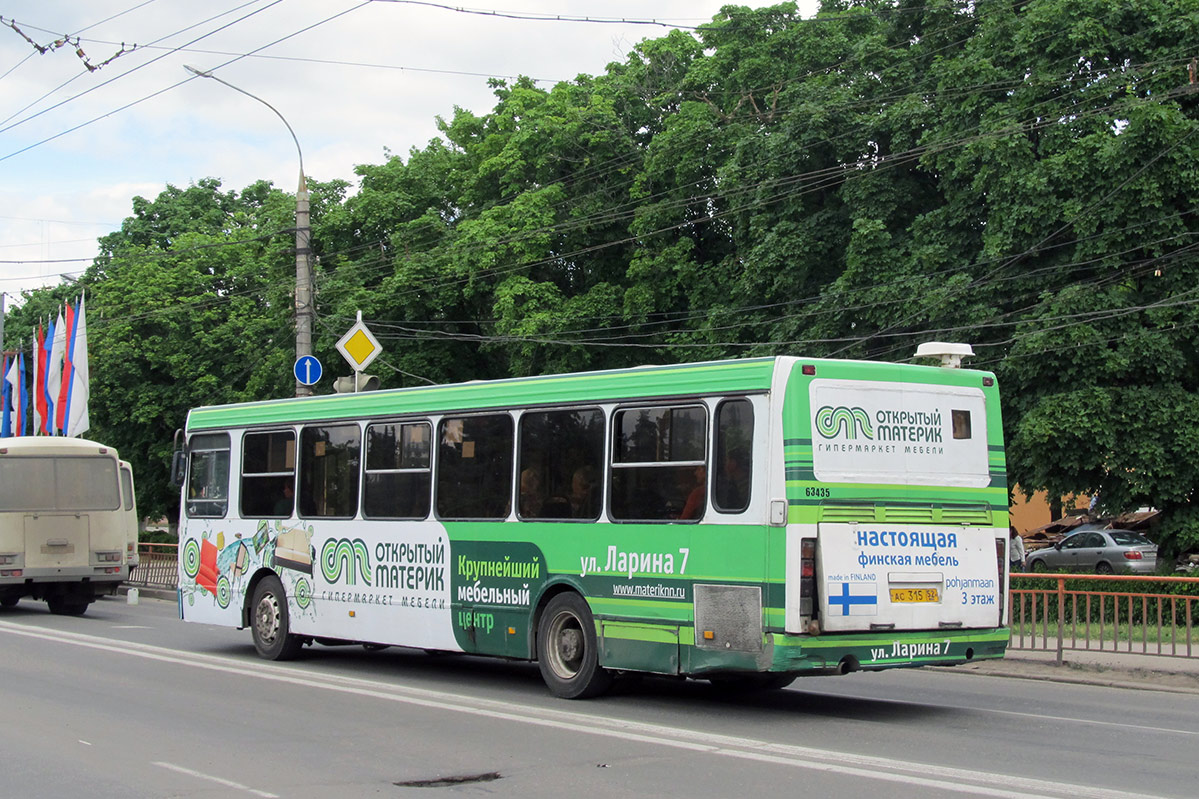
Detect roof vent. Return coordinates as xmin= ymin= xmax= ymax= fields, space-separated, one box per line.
xmin=914 ymin=341 xmax=974 ymax=368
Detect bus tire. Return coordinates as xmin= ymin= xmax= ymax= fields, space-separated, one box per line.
xmin=1 ymin=596 xmax=19 ymax=608
xmin=47 ymin=596 xmax=88 ymax=616
xmin=251 ymin=576 xmax=303 ymax=660
xmin=537 ymin=592 xmax=612 ymax=699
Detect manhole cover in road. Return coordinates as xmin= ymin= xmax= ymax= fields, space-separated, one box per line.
xmin=394 ymin=772 xmax=502 ymax=788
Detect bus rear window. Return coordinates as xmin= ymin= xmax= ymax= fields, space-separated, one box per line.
xmin=0 ymin=456 xmax=120 ymax=511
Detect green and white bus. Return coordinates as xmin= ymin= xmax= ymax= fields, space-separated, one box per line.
xmin=174 ymin=352 xmax=1010 ymax=698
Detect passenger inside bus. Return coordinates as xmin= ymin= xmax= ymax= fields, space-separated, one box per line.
xmin=519 ymin=467 xmax=544 ymax=517
xmin=568 ymin=466 xmax=600 ymax=518
xmin=273 ymin=483 xmax=294 ymax=517
xmin=679 ymin=465 xmax=706 ymax=519
xmin=715 ymin=445 xmax=750 ymax=511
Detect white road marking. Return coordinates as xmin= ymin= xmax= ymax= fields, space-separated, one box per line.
xmin=154 ymin=761 xmax=279 ymax=798
xmin=0 ymin=620 xmax=1182 ymax=799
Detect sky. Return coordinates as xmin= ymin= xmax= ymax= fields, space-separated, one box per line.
xmin=0 ymin=0 xmax=818 ymax=306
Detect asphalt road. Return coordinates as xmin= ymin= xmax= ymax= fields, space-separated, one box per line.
xmin=0 ymin=594 xmax=1194 ymax=799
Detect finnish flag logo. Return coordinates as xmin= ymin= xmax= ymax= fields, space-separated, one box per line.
xmin=828 ymin=581 xmax=878 ymax=616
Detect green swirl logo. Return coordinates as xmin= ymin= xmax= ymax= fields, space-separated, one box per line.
xmin=320 ymin=538 xmax=372 ymax=586
xmin=815 ymin=406 xmax=874 ymax=440
xmin=216 ymin=575 xmax=231 ymax=609
xmin=295 ymin=577 xmax=312 ymax=609
xmin=182 ymin=539 xmax=201 ymax=579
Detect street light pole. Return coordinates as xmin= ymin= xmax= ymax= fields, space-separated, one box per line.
xmin=183 ymin=65 xmax=314 ymax=397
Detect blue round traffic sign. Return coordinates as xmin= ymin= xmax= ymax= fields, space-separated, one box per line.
xmin=294 ymin=355 xmax=323 ymax=386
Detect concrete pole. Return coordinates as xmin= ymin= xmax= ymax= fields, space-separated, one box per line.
xmin=295 ymin=171 xmax=313 ymax=397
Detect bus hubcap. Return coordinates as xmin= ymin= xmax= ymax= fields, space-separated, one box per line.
xmin=256 ymin=594 xmax=280 ymax=643
xmin=558 ymin=628 xmax=582 ymax=664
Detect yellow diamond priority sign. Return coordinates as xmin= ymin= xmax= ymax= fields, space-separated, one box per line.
xmin=336 ymin=311 xmax=382 ymax=371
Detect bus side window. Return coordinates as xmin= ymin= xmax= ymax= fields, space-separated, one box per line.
xmin=713 ymin=399 xmax=753 ymax=513
xmin=517 ymin=408 xmax=604 ymax=521
xmin=120 ymin=466 xmax=135 ymax=511
xmin=241 ymin=431 xmax=295 ymax=518
xmin=186 ymin=433 xmax=230 ymax=518
xmin=299 ymin=424 xmax=361 ymax=518
xmin=610 ymin=405 xmax=707 ymax=522
xmin=364 ymin=421 xmax=431 ymax=519
xmin=436 ymin=414 xmax=513 ymax=520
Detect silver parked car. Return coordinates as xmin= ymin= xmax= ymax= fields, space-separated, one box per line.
xmin=1026 ymin=529 xmax=1158 ymax=574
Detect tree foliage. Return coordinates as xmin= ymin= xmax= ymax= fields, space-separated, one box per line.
xmin=5 ymin=0 xmax=1199 ymax=553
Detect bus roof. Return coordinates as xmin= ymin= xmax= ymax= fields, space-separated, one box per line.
xmin=0 ymin=437 xmax=120 ymax=458
xmin=188 ymin=357 xmax=783 ymax=431
xmin=186 ymin=354 xmax=997 ymax=433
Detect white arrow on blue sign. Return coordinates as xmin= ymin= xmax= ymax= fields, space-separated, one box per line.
xmin=294 ymin=355 xmax=323 ymax=386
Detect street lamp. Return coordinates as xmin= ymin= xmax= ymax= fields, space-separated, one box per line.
xmin=183 ymin=65 xmax=314 ymax=397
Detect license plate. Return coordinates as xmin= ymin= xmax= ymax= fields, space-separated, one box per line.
xmin=890 ymin=587 xmax=940 ymax=603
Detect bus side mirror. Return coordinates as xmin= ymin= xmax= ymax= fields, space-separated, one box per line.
xmin=170 ymin=450 xmax=187 ymax=488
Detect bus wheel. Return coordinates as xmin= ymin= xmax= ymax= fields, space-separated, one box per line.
xmin=47 ymin=596 xmax=88 ymax=616
xmin=251 ymin=576 xmax=303 ymax=660
xmin=537 ymin=593 xmax=612 ymax=699
xmin=1 ymin=596 xmax=18 ymax=608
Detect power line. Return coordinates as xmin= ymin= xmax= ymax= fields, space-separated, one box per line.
xmin=367 ymin=0 xmax=705 ymax=30
xmin=0 ymin=1 xmax=283 ymax=133
xmin=0 ymin=2 xmax=370 ymax=164
xmin=66 ymin=42 xmax=561 ymax=84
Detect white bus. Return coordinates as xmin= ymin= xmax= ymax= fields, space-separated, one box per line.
xmin=0 ymin=437 xmax=139 ymax=615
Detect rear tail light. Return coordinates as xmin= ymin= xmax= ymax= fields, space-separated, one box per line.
xmin=1123 ymin=551 xmax=1144 ymax=560
xmin=0 ymin=569 xmax=22 ymax=577
xmin=800 ymin=538 xmax=816 ymax=618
